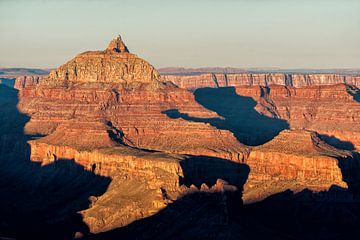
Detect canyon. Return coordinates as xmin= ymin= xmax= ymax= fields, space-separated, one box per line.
xmin=1 ymin=36 xmax=360 ymax=239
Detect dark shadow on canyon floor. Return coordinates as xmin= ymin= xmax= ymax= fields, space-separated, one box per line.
xmin=317 ymin=134 xmax=360 ymax=194
xmin=337 ymin=152 xmax=360 ymax=196
xmin=353 ymin=93 xmax=360 ymax=103
xmin=347 ymin=84 xmax=360 ymax=103
xmin=318 ymin=134 xmax=356 ymax=151
xmin=0 ymin=84 xmax=111 ymax=240
xmin=180 ymin=155 xmax=249 ymax=190
xmin=90 ymin=186 xmax=360 ymax=240
xmin=163 ymin=87 xmax=289 ymax=146
xmin=0 ymin=78 xmax=16 ymax=88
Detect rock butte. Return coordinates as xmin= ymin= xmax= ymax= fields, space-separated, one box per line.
xmin=1 ymin=35 xmax=360 ymax=239
xmin=43 ymin=35 xmax=160 ymax=85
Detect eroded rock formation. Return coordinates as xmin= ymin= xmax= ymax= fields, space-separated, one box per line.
xmin=41 ymin=35 xmax=159 ymax=86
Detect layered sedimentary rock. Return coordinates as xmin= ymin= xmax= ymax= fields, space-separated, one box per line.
xmin=161 ymin=73 xmax=360 ymax=90
xmin=19 ymin=84 xmax=247 ymax=160
xmin=235 ymin=84 xmax=360 ymax=149
xmin=244 ymin=130 xmax=351 ymax=202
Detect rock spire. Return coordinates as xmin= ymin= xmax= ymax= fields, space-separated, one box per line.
xmin=106 ymin=35 xmax=129 ymax=53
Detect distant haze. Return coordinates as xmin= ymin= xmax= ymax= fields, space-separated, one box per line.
xmin=0 ymin=0 xmax=359 ymax=69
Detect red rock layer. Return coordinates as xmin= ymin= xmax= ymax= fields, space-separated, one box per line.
xmin=161 ymin=73 xmax=360 ymax=90
xmin=233 ymin=84 xmax=360 ymax=149
xmin=19 ymin=83 xmax=247 ymax=160
xmin=244 ymin=130 xmax=350 ymax=203
xmin=30 ymin=141 xmax=183 ymax=191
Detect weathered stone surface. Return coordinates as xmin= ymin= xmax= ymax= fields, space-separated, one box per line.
xmin=40 ymin=35 xmax=159 ymax=86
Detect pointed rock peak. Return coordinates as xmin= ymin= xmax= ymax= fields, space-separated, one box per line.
xmin=106 ymin=35 xmax=129 ymax=53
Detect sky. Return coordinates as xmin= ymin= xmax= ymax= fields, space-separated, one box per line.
xmin=0 ymin=0 xmax=359 ymax=69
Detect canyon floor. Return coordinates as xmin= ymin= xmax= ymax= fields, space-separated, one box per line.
xmin=1 ymin=36 xmax=360 ymax=240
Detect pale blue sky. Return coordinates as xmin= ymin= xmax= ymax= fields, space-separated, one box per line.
xmin=0 ymin=0 xmax=359 ymax=69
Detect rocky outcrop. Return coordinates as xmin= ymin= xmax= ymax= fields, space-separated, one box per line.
xmin=106 ymin=35 xmax=129 ymax=53
xmin=40 ymin=35 xmax=159 ymax=86
xmin=161 ymin=73 xmax=360 ymax=90
xmin=244 ymin=130 xmax=350 ymax=203
xmin=14 ymin=75 xmax=42 ymax=90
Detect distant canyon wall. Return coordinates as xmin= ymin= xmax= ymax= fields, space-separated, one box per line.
xmin=161 ymin=73 xmax=360 ymax=90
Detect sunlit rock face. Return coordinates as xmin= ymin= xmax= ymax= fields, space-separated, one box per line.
xmin=244 ymin=130 xmax=350 ymax=203
xmin=42 ymin=35 xmax=159 ymax=86
xmin=162 ymin=72 xmax=360 ymax=90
